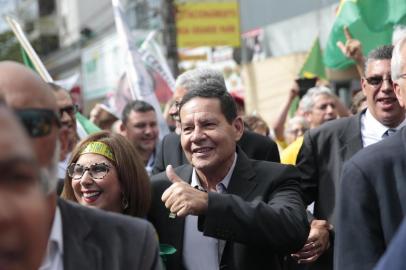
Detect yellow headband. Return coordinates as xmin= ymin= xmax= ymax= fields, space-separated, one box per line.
xmin=80 ymin=141 xmax=115 ymax=161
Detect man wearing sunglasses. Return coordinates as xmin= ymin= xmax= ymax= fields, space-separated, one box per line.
xmin=48 ymin=83 xmax=79 ymax=194
xmin=0 ymin=61 xmax=162 ymax=270
xmin=293 ymin=45 xmax=406 ymax=270
xmin=0 ymin=103 xmax=50 ymax=270
xmin=335 ymin=37 xmax=406 ymax=270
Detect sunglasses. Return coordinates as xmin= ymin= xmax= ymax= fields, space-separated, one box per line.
xmin=60 ymin=104 xmax=78 ymax=117
xmin=15 ymin=108 xmax=61 ymax=138
xmin=365 ymin=76 xmax=393 ymax=87
xmin=68 ymin=162 xmax=111 ymax=180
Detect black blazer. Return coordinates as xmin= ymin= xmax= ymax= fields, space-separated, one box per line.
xmin=297 ymin=113 xmax=364 ymax=224
xmin=295 ymin=113 xmax=363 ymax=270
xmin=374 ymin=218 xmax=406 ymax=270
xmin=59 ymin=199 xmax=162 ymax=270
xmin=148 ymin=149 xmax=309 ymax=270
xmin=334 ymin=127 xmax=406 ymax=270
xmin=152 ymin=130 xmax=280 ymax=175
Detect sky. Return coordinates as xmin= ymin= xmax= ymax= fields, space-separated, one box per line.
xmin=0 ymin=0 xmax=38 ymax=33
xmin=0 ymin=0 xmax=16 ymax=32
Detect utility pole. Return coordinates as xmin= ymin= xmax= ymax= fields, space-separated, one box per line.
xmin=162 ymin=0 xmax=179 ymax=77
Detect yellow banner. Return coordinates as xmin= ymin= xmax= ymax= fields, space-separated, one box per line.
xmin=176 ymin=1 xmax=241 ymax=48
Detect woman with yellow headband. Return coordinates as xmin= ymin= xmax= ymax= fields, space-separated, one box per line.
xmin=61 ymin=130 xmax=150 ymax=217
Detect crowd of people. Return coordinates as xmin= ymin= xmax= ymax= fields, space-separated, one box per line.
xmin=1 ymin=32 xmax=406 ymax=270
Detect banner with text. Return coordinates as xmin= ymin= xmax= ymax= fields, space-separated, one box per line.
xmin=176 ymin=1 xmax=240 ymax=48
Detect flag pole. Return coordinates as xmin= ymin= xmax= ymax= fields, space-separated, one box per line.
xmin=4 ymin=15 xmax=53 ymax=82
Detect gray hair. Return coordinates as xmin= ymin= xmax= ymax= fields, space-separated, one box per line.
xmin=286 ymin=116 xmax=309 ymax=132
xmin=175 ymin=68 xmax=227 ymax=92
xmin=392 ymin=25 xmax=406 ymax=45
xmin=364 ymin=45 xmax=393 ymax=76
xmin=299 ymin=86 xmax=335 ymax=113
xmin=391 ymin=35 xmax=406 ymax=82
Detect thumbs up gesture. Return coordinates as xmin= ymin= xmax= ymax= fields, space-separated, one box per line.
xmin=161 ymin=165 xmax=209 ymax=217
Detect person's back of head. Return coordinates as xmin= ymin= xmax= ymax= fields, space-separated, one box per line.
xmin=175 ymin=68 xmax=226 ymax=92
xmin=244 ymin=115 xmax=269 ymax=136
xmin=392 ymin=35 xmax=406 ymax=109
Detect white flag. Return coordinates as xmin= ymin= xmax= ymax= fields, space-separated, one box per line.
xmin=112 ymin=0 xmax=169 ymax=138
xmin=140 ymin=31 xmax=175 ymax=92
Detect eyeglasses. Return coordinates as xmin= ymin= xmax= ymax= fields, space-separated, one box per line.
xmin=287 ymin=128 xmax=307 ymax=135
xmin=365 ymin=76 xmax=393 ymax=87
xmin=170 ymin=100 xmax=181 ymax=122
xmin=67 ymin=162 xmax=111 ymax=180
xmin=15 ymin=108 xmax=61 ymax=138
xmin=59 ymin=104 xmax=78 ymax=117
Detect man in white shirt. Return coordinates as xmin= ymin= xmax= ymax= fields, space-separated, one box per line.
xmin=0 ymin=61 xmax=162 ymax=270
xmin=293 ymin=44 xmax=406 ymax=270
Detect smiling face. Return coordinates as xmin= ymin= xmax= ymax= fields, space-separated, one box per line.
xmin=304 ymin=94 xmax=337 ymax=128
xmin=54 ymin=89 xmax=77 ymax=152
xmin=362 ymin=59 xmax=405 ymax=127
xmin=180 ymin=97 xmax=243 ymax=180
xmin=121 ymin=110 xmax=159 ymax=159
xmin=71 ymin=153 xmax=122 ymax=213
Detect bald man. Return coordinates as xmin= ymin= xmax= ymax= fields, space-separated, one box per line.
xmin=0 ymin=103 xmax=49 ymax=270
xmin=0 ymin=61 xmax=162 ymax=270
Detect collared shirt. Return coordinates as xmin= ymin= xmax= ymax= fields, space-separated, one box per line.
xmin=145 ymin=152 xmax=155 ymax=176
xmin=57 ymin=153 xmax=71 ymax=180
xmin=361 ymin=109 xmax=406 ymax=147
xmin=40 ymin=207 xmax=64 ymax=270
xmin=183 ymin=153 xmax=237 ymax=270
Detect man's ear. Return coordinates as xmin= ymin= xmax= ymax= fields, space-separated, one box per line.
xmin=58 ymin=128 xmax=69 ymax=161
xmin=119 ymin=122 xmax=127 ymax=135
xmin=394 ymin=81 xmax=405 ymax=108
xmin=361 ymin=77 xmax=368 ymax=97
xmin=303 ymin=111 xmax=312 ymax=125
xmin=233 ymin=116 xmax=244 ymax=141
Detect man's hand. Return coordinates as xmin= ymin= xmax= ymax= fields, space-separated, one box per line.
xmin=336 ymin=26 xmax=364 ymax=63
xmin=289 ymin=81 xmax=300 ymax=101
xmin=291 ymin=219 xmax=332 ymax=264
xmin=161 ymin=165 xmax=209 ymax=217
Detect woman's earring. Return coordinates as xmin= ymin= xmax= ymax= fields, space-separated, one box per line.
xmin=121 ymin=193 xmax=129 ymax=210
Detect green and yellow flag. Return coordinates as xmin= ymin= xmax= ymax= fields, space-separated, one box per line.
xmin=299 ymin=37 xmax=326 ymax=80
xmin=324 ymin=0 xmax=406 ymax=70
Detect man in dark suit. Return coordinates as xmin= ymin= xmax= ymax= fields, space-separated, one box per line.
xmin=334 ymin=36 xmax=406 ymax=270
xmin=374 ymin=218 xmax=406 ymax=270
xmin=293 ymin=45 xmax=406 ymax=269
xmin=0 ymin=61 xmax=162 ymax=270
xmin=148 ymin=80 xmax=309 ymax=270
xmin=152 ymin=68 xmax=279 ymax=175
